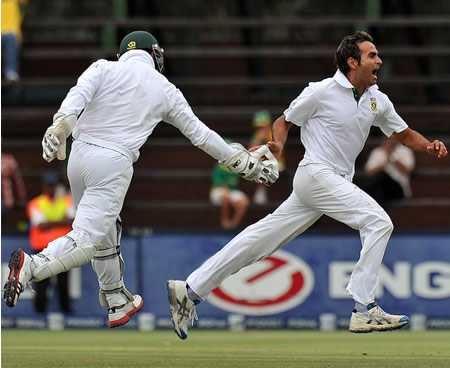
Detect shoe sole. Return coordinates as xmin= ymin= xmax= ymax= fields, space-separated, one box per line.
xmin=3 ymin=249 xmax=25 ymax=308
xmin=166 ymin=281 xmax=187 ymax=340
xmin=349 ymin=320 xmax=409 ymax=333
xmin=109 ymin=298 xmax=144 ymax=328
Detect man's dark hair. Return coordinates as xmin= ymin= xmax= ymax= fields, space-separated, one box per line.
xmin=334 ymin=31 xmax=374 ymax=75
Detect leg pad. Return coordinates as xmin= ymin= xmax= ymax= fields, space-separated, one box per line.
xmin=33 ymin=244 xmax=97 ymax=281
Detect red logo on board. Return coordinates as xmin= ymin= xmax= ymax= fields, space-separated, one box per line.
xmin=208 ymin=250 xmax=314 ymax=316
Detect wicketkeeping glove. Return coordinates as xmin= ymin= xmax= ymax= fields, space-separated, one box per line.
xmin=42 ymin=113 xmax=77 ymax=162
xmin=223 ymin=143 xmax=279 ymax=186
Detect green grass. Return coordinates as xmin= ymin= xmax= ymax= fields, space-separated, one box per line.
xmin=2 ymin=329 xmax=450 ymax=368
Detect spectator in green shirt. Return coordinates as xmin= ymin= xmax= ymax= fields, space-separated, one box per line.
xmin=210 ymin=162 xmax=249 ymax=229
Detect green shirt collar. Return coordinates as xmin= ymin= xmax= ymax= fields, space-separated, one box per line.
xmin=352 ymin=88 xmax=361 ymax=103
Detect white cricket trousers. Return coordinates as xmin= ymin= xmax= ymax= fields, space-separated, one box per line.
xmin=37 ymin=140 xmax=134 ymax=306
xmin=187 ymin=162 xmax=393 ymax=306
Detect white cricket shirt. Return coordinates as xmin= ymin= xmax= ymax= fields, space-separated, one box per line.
xmin=284 ymin=70 xmax=408 ymax=180
xmin=58 ymin=50 xmax=234 ymax=163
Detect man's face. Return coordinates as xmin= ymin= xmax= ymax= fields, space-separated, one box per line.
xmin=43 ymin=183 xmax=56 ymax=198
xmin=355 ymin=41 xmax=382 ymax=87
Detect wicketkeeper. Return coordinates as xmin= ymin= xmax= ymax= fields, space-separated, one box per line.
xmin=3 ymin=30 xmax=279 ymax=327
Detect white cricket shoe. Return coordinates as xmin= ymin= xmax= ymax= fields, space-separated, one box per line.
xmin=108 ymin=295 xmax=143 ymax=328
xmin=349 ymin=302 xmax=409 ymax=333
xmin=167 ymin=280 xmax=198 ymax=340
xmin=3 ymin=248 xmax=34 ymax=307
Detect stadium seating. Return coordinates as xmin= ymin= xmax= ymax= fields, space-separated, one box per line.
xmin=2 ymin=4 xmax=449 ymax=232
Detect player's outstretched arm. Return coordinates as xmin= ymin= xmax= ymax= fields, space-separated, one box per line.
xmin=394 ymin=128 xmax=447 ymax=159
xmin=267 ymin=114 xmax=293 ymax=159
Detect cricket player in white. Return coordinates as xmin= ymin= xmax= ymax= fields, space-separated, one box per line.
xmin=167 ymin=31 xmax=447 ymax=339
xmin=3 ymin=31 xmax=279 ymax=327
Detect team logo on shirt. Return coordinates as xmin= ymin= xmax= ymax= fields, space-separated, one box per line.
xmin=370 ymin=97 xmax=377 ymax=111
xmin=127 ymin=41 xmax=136 ymax=50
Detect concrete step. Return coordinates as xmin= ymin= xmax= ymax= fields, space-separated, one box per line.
xmin=4 ymin=197 xmax=450 ymax=233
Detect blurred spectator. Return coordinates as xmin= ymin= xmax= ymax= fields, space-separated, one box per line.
xmin=26 ymin=171 xmax=74 ymax=313
xmin=210 ymin=160 xmax=249 ymax=230
xmin=1 ymin=148 xmax=27 ymax=223
xmin=248 ymin=110 xmax=285 ymax=205
xmin=1 ymin=0 xmax=27 ymax=83
xmin=364 ymin=135 xmax=415 ymax=205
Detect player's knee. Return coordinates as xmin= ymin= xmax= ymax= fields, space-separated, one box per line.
xmin=361 ymin=208 xmax=393 ymax=236
xmin=376 ymin=212 xmax=394 ymax=236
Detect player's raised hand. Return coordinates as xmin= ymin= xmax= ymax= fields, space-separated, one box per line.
xmin=426 ymin=140 xmax=447 ymax=158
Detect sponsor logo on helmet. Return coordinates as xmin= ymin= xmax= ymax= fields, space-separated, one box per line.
xmin=127 ymin=41 xmax=136 ymax=50
xmin=208 ymin=249 xmax=314 ymax=316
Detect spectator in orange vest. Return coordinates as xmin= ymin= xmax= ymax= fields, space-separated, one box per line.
xmin=26 ymin=171 xmax=75 ymax=313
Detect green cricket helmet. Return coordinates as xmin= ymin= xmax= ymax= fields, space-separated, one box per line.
xmin=118 ymin=31 xmax=165 ymax=73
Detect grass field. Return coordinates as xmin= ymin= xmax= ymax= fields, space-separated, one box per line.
xmin=2 ymin=329 xmax=450 ymax=368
